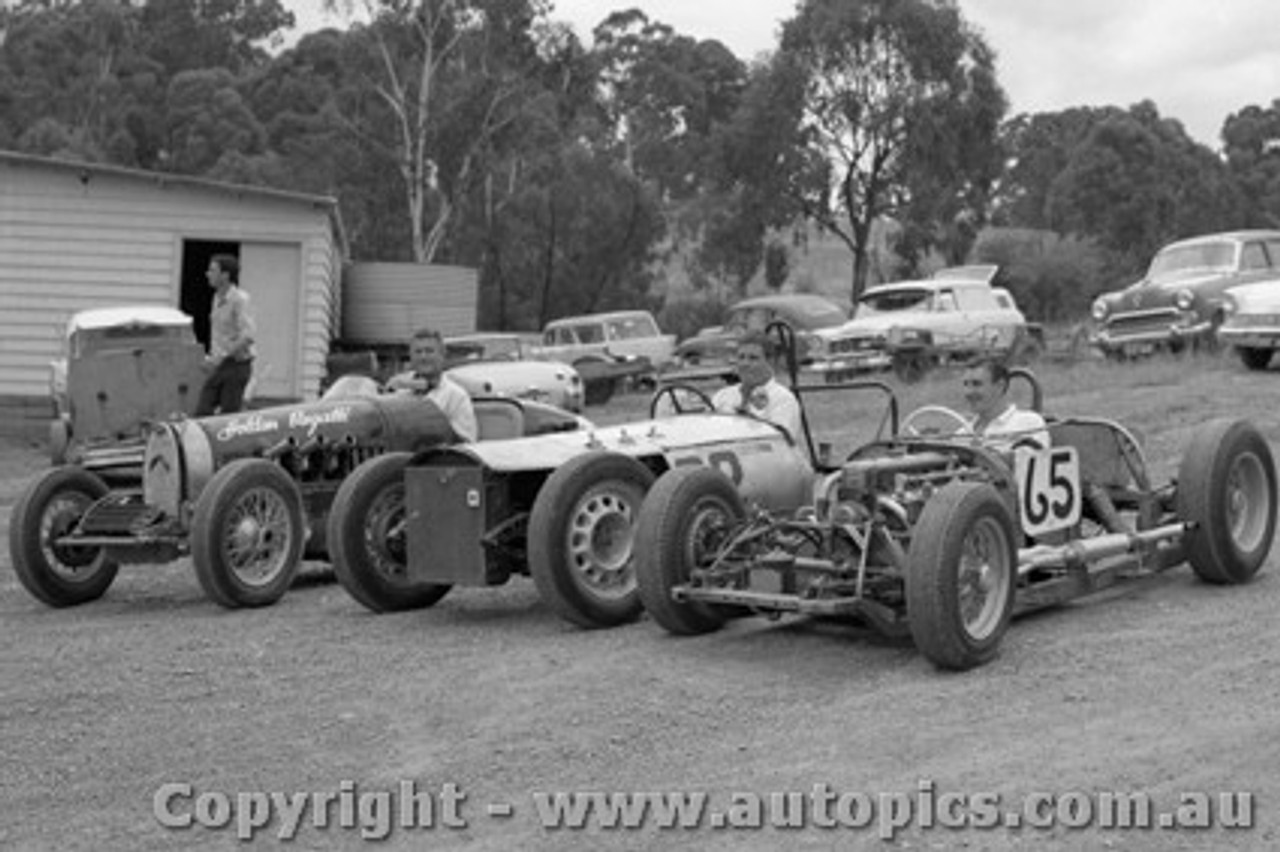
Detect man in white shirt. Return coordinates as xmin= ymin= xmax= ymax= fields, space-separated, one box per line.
xmin=386 ymin=327 xmax=478 ymax=442
xmin=962 ymin=358 xmax=1049 ymax=453
xmin=711 ymin=330 xmax=803 ymax=441
xmin=196 ymin=253 xmax=257 ymax=416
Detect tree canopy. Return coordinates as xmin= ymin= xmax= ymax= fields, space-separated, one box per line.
xmin=3 ymin=0 xmax=1280 ymax=328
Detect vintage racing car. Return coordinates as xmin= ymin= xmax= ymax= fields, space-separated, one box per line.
xmin=326 ymin=382 xmax=818 ymax=629
xmin=632 ymin=370 xmax=1276 ymax=670
xmin=8 ymin=376 xmax=586 ymax=610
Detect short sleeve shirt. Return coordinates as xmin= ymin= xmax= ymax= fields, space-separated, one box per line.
xmin=390 ymin=372 xmax=478 ymax=443
xmin=429 ymin=376 xmax=478 ymax=443
xmin=968 ymin=404 xmax=1049 ymax=453
xmin=712 ymin=378 xmax=803 ymax=441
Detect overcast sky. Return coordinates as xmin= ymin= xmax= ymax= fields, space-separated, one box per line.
xmin=287 ymin=0 xmax=1280 ymax=149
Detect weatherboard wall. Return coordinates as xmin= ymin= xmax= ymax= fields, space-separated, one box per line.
xmin=0 ymin=151 xmax=343 ymax=436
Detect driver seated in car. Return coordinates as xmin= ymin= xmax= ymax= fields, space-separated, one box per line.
xmin=386 ymin=326 xmax=478 ymax=442
xmin=961 ymin=357 xmax=1049 ymax=453
xmin=712 ymin=329 xmax=803 ymax=441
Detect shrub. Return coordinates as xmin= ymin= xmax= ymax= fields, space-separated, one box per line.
xmin=657 ymin=297 xmax=732 ymax=342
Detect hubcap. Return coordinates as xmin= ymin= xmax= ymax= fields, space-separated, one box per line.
xmin=1225 ymin=451 xmax=1270 ymax=553
xmin=41 ymin=493 xmax=103 ymax=579
xmin=957 ymin=516 xmax=1011 ymax=641
xmin=364 ymin=485 xmax=409 ymax=582
xmin=567 ymin=486 xmax=639 ymax=600
xmin=222 ymin=486 xmax=294 ymax=587
xmin=685 ymin=500 xmax=733 ymax=572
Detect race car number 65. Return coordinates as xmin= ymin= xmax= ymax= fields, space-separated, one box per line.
xmin=1014 ymin=445 xmax=1082 ymax=536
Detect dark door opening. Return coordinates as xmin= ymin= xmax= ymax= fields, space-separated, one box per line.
xmin=180 ymin=240 xmax=240 ymax=348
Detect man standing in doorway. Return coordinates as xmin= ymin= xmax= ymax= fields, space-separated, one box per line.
xmin=196 ymin=253 xmax=257 ymax=416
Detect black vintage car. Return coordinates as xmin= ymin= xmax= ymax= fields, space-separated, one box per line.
xmin=9 ymin=378 xmax=585 ymax=610
xmin=672 ymin=293 xmax=848 ymax=377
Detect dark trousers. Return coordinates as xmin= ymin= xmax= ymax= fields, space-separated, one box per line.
xmin=196 ymin=358 xmax=253 ymax=416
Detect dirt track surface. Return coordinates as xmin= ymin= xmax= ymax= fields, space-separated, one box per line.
xmin=4 ymin=354 xmax=1280 ymax=850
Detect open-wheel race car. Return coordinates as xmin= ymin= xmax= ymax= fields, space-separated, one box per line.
xmin=8 ymin=376 xmax=586 ymax=610
xmin=327 ymin=377 xmax=818 ymax=628
xmin=633 ymin=357 xmax=1277 ymax=669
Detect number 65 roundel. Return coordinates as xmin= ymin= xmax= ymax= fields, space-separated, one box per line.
xmin=1014 ymin=445 xmax=1082 ymax=537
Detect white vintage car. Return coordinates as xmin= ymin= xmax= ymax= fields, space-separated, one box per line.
xmin=806 ymin=266 xmax=1039 ymax=383
xmin=1218 ymin=280 xmax=1280 ymax=370
xmin=443 ymin=333 xmax=584 ymax=413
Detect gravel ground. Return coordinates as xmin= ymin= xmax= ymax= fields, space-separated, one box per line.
xmin=3 ymin=354 xmax=1279 ymax=850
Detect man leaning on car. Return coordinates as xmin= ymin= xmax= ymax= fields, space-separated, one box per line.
xmin=386 ymin=327 xmax=478 ymax=442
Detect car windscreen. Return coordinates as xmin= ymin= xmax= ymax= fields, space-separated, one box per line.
xmin=605 ymin=316 xmax=660 ymax=339
xmin=1147 ymin=242 xmax=1234 ymax=281
xmin=446 ymin=338 xmax=520 ymax=361
xmin=853 ymin=288 xmax=932 ymax=318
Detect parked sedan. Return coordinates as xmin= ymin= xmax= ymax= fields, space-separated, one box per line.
xmin=1219 ymin=281 xmax=1280 ymax=370
xmin=1090 ymin=230 xmax=1280 ymax=357
xmin=444 ymin=333 xmax=584 ymax=412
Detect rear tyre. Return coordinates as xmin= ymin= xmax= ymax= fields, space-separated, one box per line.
xmin=1238 ymin=347 xmax=1273 ymax=371
xmin=9 ymin=467 xmax=118 ymax=606
xmin=328 ymin=453 xmax=452 ymax=612
xmin=191 ymin=459 xmax=305 ymax=608
xmin=1177 ymin=418 xmax=1276 ymax=584
xmin=906 ymin=481 xmax=1017 ymax=671
xmin=635 ymin=466 xmax=744 ymax=635
xmin=528 ymin=452 xmax=654 ymax=628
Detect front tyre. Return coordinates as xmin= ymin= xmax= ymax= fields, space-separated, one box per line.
xmin=527 ymin=452 xmax=654 ymax=628
xmin=1177 ymin=418 xmax=1276 ymax=584
xmin=328 ymin=452 xmax=451 ymax=612
xmin=635 ymin=466 xmax=744 ymax=635
xmin=9 ymin=467 xmax=118 ymax=606
xmin=191 ymin=459 xmax=305 ymax=608
xmin=906 ymin=481 xmax=1017 ymax=671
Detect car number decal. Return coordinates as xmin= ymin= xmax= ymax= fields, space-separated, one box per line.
xmin=671 ymin=450 xmax=744 ymax=486
xmin=1015 ymin=445 xmax=1081 ymax=536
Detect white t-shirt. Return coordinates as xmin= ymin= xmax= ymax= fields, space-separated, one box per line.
xmin=967 ymin=403 xmax=1049 ymax=453
xmin=712 ymin=378 xmax=803 ymax=441
xmin=390 ymin=372 xmax=478 ymax=442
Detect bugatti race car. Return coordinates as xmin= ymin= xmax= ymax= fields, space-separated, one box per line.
xmin=8 ymin=376 xmax=586 ymax=609
xmin=634 ymin=370 xmax=1277 ymax=670
xmin=327 ymin=382 xmax=816 ymax=629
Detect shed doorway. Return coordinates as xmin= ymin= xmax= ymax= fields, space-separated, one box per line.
xmin=180 ymin=240 xmax=302 ymax=400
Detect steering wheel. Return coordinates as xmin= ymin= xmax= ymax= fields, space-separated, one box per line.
xmin=649 ymin=383 xmax=716 ymax=418
xmin=900 ymin=405 xmax=974 ymax=438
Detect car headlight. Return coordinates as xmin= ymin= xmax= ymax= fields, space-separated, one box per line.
xmin=800 ymin=332 xmax=825 ymax=357
xmin=1222 ymin=295 xmax=1238 ymax=316
xmin=1091 ymin=299 xmax=1109 ymax=321
xmin=1175 ymin=289 xmax=1195 ymax=311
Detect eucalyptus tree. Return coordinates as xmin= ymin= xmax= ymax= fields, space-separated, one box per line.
xmin=759 ymin=0 xmax=1006 ymax=300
